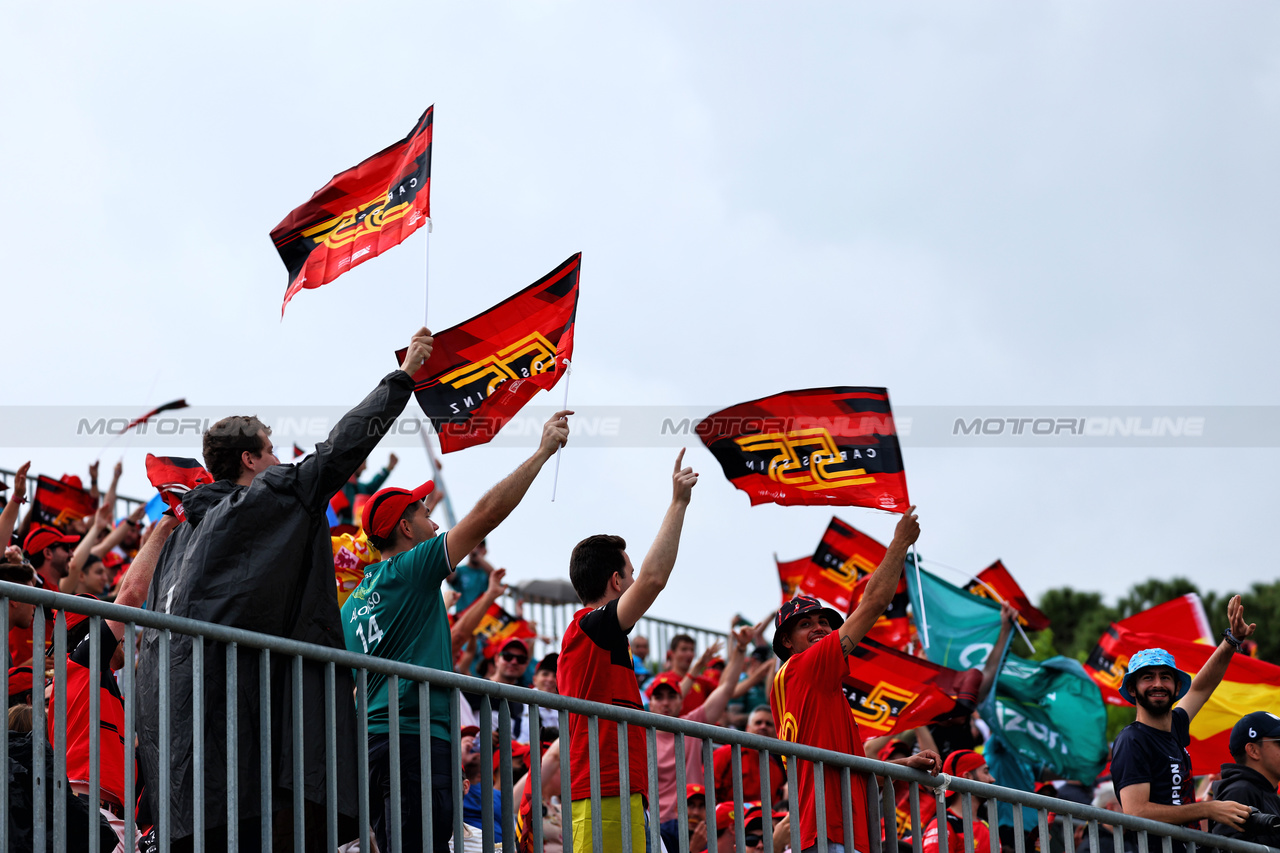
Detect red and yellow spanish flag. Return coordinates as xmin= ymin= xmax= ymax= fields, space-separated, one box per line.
xmin=271 ymin=106 xmax=433 ymax=314
xmin=333 ymin=529 xmax=381 ymax=608
xmin=1086 ymin=625 xmax=1280 ymax=770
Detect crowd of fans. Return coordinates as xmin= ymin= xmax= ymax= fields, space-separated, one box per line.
xmin=2 ymin=329 xmax=1277 ymax=853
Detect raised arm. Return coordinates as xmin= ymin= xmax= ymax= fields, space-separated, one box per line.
xmin=450 ymin=568 xmax=508 ymax=658
xmin=977 ymin=603 xmax=1016 ymax=703
xmin=103 ymin=461 xmax=122 ymax=519
xmin=838 ymin=508 xmax=920 ymax=653
xmin=90 ymin=504 xmax=145 ymax=559
xmin=733 ymin=655 xmax=776 ymax=699
xmin=616 ymin=449 xmax=698 ymax=631
xmin=0 ymin=461 xmax=29 ymax=547
xmin=108 ymin=514 xmax=180 ymax=636
xmin=698 ymin=627 xmax=752 ymax=724
xmin=64 ymin=505 xmax=111 ymax=592
xmin=445 ymin=411 xmax=570 ymax=568
xmin=1178 ymin=595 xmax=1256 ymax=721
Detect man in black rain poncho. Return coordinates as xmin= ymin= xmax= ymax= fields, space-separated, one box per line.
xmin=136 ymin=327 xmax=433 ymax=852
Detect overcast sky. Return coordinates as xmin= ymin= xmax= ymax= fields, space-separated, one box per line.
xmin=4 ymin=2 xmax=1278 ymax=635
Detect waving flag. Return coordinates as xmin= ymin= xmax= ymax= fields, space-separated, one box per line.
xmin=333 ymin=529 xmax=381 ymax=607
xmin=803 ymin=517 xmax=888 ymax=611
xmin=123 ymin=399 xmax=190 ymax=432
xmin=849 ymin=571 xmax=914 ymax=649
xmin=31 ymin=475 xmax=95 ymax=531
xmin=1085 ymin=625 xmax=1280 ymax=770
xmin=843 ymin=637 xmax=983 ymax=737
xmin=904 ymin=563 xmax=1004 ymax=670
xmin=963 ymin=561 xmax=1050 ymax=632
xmin=699 ymin=387 xmax=910 ymax=510
xmin=776 ymin=555 xmax=810 ymax=604
xmin=399 ymin=254 xmax=580 ymax=453
xmin=474 ymin=604 xmax=537 ymax=657
xmin=144 ymin=454 xmax=213 ymax=522
xmin=271 ymin=106 xmax=434 ymax=314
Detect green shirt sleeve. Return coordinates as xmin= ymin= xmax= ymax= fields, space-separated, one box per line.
xmin=398 ymin=532 xmax=452 ymax=588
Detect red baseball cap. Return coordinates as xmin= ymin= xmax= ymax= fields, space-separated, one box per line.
xmin=493 ymin=739 xmax=532 ymax=770
xmin=686 ymin=783 xmax=707 ymax=800
xmin=645 ymin=670 xmax=683 ymax=698
xmin=361 ymin=481 xmax=435 ymax=538
xmin=942 ymin=749 xmax=986 ymax=778
xmin=24 ymin=526 xmax=79 ymax=555
xmin=715 ymin=801 xmax=764 ymax=833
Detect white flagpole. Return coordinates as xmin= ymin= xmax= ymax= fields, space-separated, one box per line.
xmin=423 ymin=218 xmax=432 ymax=324
xmin=550 ymin=360 xmax=572 ymax=502
xmin=911 ymin=543 xmax=930 ymax=650
xmin=918 ymin=557 xmax=1036 ymax=654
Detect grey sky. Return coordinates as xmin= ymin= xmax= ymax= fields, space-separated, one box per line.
xmin=4 ymin=3 xmax=1277 ymax=633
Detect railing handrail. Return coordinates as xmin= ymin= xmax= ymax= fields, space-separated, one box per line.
xmin=3 ymin=581 xmax=1273 ymax=853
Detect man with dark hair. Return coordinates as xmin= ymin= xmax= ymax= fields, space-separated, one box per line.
xmin=919 ymin=750 xmax=994 ymax=853
xmin=665 ymin=632 xmax=717 ymax=714
xmin=1210 ymin=712 xmax=1280 ymax=847
xmin=558 ymin=449 xmax=698 ymax=853
xmin=770 ymin=507 xmax=938 ymax=853
xmin=340 ymin=409 xmax=571 ymax=853
xmin=137 ymin=326 xmax=434 ymax=852
xmin=23 ymin=526 xmax=77 ymax=590
xmin=1111 ymin=596 xmax=1259 ymax=845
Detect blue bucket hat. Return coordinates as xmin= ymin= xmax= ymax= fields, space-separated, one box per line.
xmin=1119 ymin=648 xmax=1192 ymax=705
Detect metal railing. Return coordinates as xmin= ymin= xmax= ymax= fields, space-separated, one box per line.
xmin=1 ymin=582 xmax=1272 ymax=853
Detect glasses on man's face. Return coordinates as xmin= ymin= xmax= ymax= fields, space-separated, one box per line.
xmin=744 ymin=835 xmax=764 ymax=848
xmin=501 ymin=652 xmax=528 ymax=665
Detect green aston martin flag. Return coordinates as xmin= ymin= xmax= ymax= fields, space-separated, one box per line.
xmin=903 ymin=558 xmax=1004 ymax=669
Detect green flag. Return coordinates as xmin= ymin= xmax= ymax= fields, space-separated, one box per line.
xmin=982 ymin=653 xmax=1109 ymax=783
xmin=903 ymin=557 xmax=1004 ymax=669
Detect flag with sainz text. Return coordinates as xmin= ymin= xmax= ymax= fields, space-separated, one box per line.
xmin=805 ymin=516 xmax=888 ymax=611
xmin=271 ymin=106 xmax=433 ymax=315
xmin=963 ymin=560 xmax=1050 ymax=632
xmin=699 ymin=387 xmax=910 ymax=511
xmin=31 ymin=475 xmax=95 ymax=531
xmin=842 ymin=637 xmax=983 ymax=738
xmin=399 ymin=253 xmax=580 ymax=453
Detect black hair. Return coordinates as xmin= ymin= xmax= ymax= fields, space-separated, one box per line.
xmin=367 ymin=503 xmax=419 ymax=552
xmin=568 ymin=534 xmax=627 ymax=604
xmin=203 ymin=415 xmax=271 ymax=482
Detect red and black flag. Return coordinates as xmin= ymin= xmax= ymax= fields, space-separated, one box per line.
xmin=474 ymin=604 xmax=537 ymax=658
xmin=963 ymin=560 xmax=1050 ymax=632
xmin=848 ymin=571 xmax=913 ymax=649
xmin=842 ymin=636 xmax=983 ymax=737
xmin=144 ymin=454 xmax=213 ymax=522
xmin=123 ymin=399 xmax=189 ymax=432
xmin=31 ymin=475 xmax=95 ymax=530
xmin=803 ymin=517 xmax=888 ymax=611
xmin=398 ymin=254 xmax=580 ymax=453
xmin=775 ymin=555 xmax=810 ymax=604
xmin=292 ymin=443 xmax=305 ymax=459
xmin=698 ymin=387 xmax=910 ymax=511
xmin=271 ymin=106 xmax=434 ymax=315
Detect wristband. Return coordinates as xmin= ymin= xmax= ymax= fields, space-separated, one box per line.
xmin=1222 ymin=628 xmax=1242 ymax=651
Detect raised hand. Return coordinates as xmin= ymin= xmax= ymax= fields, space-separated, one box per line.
xmin=538 ymin=410 xmax=572 ymax=459
xmin=387 ymin=453 xmax=399 ymax=470
xmin=398 ymin=327 xmax=435 ymax=376
xmin=1000 ymin=602 xmax=1017 ymax=628
xmin=893 ymin=505 xmax=920 ymax=547
xmin=112 ymin=461 xmax=123 ymax=480
xmin=12 ymin=461 xmax=29 ymax=503
xmin=1228 ymin=595 xmax=1257 ymax=640
xmin=672 ymin=448 xmax=698 ymax=505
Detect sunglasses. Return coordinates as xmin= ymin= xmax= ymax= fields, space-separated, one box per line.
xmin=745 ymin=835 xmax=763 ymax=848
xmin=500 ymin=651 xmax=528 ymax=665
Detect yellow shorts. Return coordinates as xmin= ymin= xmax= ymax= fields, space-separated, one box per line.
xmin=571 ymin=793 xmax=648 ymax=853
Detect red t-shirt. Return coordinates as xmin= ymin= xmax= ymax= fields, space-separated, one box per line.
xmin=679 ymin=674 xmax=717 ymax=715
xmin=48 ymin=621 xmax=129 ymax=805
xmin=712 ymin=743 xmax=787 ymax=806
xmin=557 ymin=600 xmax=649 ymax=802
xmin=770 ymin=630 xmax=870 ymax=851
xmin=922 ymin=809 xmax=990 ymax=853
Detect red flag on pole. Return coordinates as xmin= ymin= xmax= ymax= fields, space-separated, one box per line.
xmin=123 ymin=399 xmax=189 ymax=432
xmin=271 ymin=106 xmax=433 ymax=315
xmin=31 ymin=476 xmax=95 ymax=531
xmin=1084 ymin=594 xmax=1217 ymax=706
xmin=843 ymin=637 xmax=984 ymax=737
xmin=474 ymin=604 xmax=537 ymax=657
xmin=963 ymin=560 xmax=1050 ymax=632
xmin=398 ymin=254 xmax=580 ymax=453
xmin=801 ymin=517 xmax=888 ymax=611
xmin=699 ymin=387 xmax=910 ymax=511
xmin=775 ymin=556 xmax=810 ymax=605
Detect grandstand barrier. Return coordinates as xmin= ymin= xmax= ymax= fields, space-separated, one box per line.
xmin=1 ymin=582 xmax=1272 ymax=853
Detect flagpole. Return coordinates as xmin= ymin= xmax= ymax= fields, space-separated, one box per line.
xmin=418 ymin=429 xmax=458 ymax=529
xmin=911 ymin=543 xmax=930 ymax=649
xmin=423 ymin=218 xmax=432 ymax=324
xmin=550 ymin=360 xmax=572 ymax=502
xmin=917 ymin=557 xmax=1036 ymax=654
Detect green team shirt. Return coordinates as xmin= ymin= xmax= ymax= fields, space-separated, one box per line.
xmin=340 ymin=532 xmax=453 ymax=741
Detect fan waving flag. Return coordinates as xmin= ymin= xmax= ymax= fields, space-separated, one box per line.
xmin=399 ymin=253 xmax=580 ymax=453
xmin=963 ymin=561 xmax=1050 ymax=632
xmin=144 ymin=454 xmax=213 ymax=522
xmin=804 ymin=517 xmax=888 ymax=611
xmin=699 ymin=387 xmax=910 ymax=510
xmin=271 ymin=106 xmax=433 ymax=315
